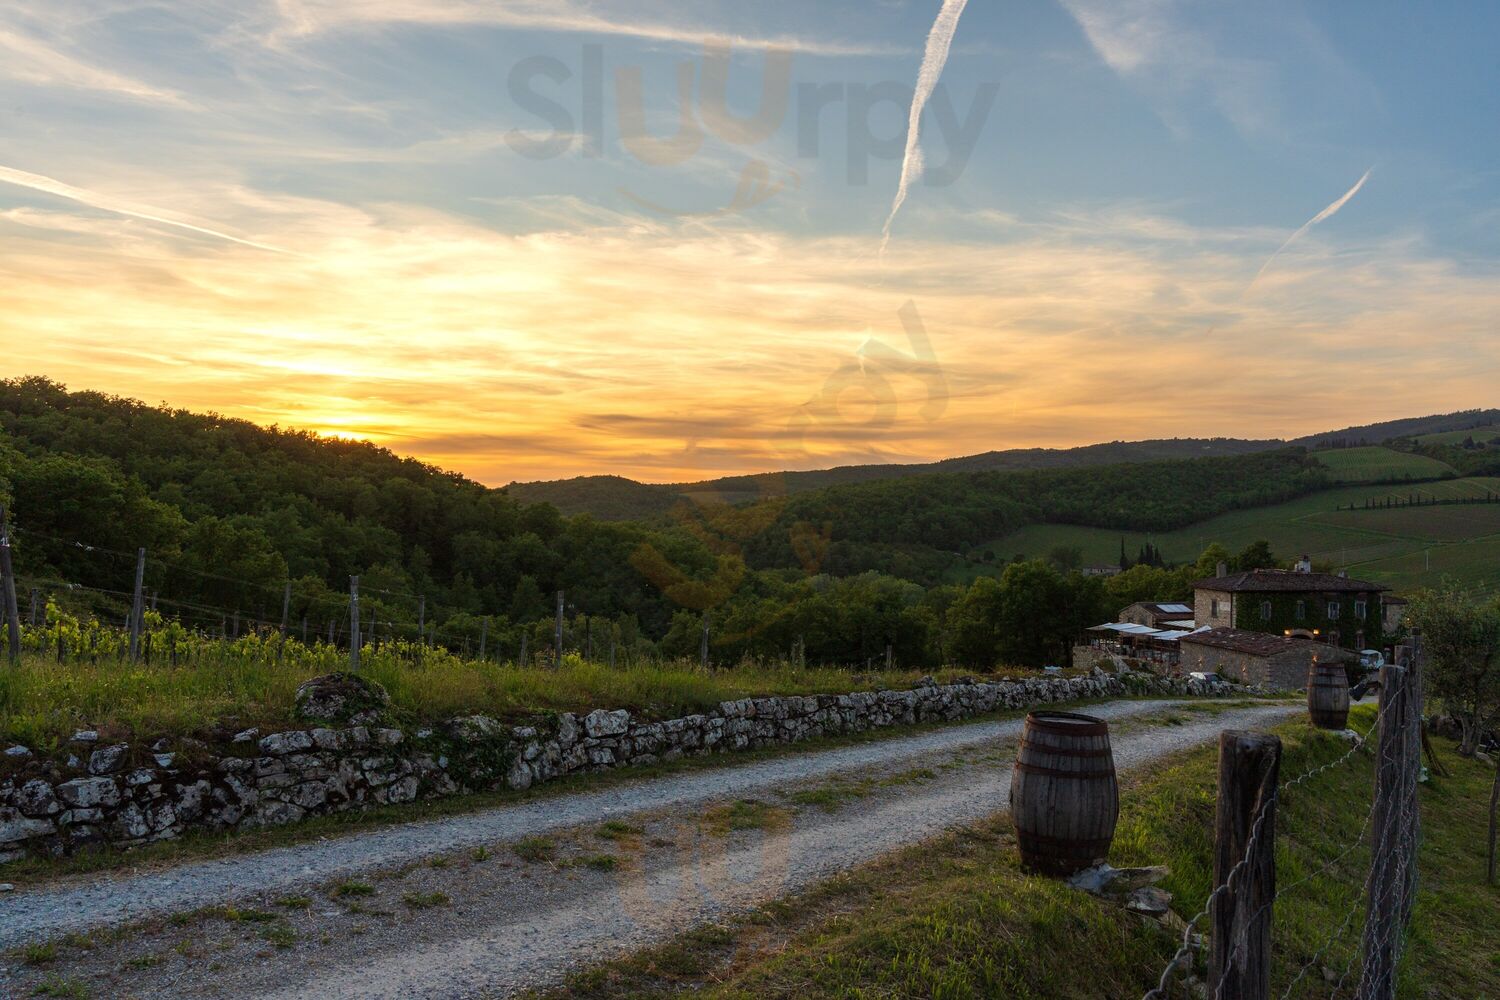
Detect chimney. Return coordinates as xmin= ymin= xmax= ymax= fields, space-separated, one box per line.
xmin=1216 ymin=561 xmax=1228 ymax=578
xmin=1295 ymin=555 xmax=1312 ymax=574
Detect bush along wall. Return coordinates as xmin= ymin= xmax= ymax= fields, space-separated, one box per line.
xmin=0 ymin=669 xmax=1239 ymax=862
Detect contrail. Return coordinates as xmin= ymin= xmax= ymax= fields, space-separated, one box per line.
xmin=0 ymin=164 xmax=296 ymax=256
xmin=1247 ymin=167 xmax=1372 ymax=292
xmin=881 ymin=0 xmax=970 ymax=254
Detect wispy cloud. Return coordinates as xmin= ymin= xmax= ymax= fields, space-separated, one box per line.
xmin=882 ymin=0 xmax=971 ymax=253
xmin=1248 ymin=167 xmax=1373 ymax=291
xmin=1057 ymin=0 xmax=1281 ymax=139
xmin=269 ymin=0 xmax=901 ymax=57
xmin=0 ymin=26 xmax=191 ymax=107
xmin=0 ymin=164 xmax=296 ymax=255
xmin=5 ymin=186 xmax=1493 ymax=484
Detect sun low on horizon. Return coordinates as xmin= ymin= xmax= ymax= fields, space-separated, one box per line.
xmin=3 ymin=1 xmax=1499 ymax=486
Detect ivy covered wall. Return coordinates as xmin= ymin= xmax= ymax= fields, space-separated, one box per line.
xmin=1232 ymin=591 xmax=1386 ymax=650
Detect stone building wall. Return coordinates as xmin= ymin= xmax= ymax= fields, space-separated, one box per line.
xmin=0 ymin=670 xmax=1235 ymax=862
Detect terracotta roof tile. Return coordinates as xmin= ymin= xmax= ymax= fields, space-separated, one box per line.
xmin=1192 ymin=569 xmax=1388 ymax=593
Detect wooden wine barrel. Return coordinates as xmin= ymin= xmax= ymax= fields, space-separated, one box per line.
xmin=1307 ymin=659 xmax=1351 ymax=730
xmin=1010 ymin=711 xmax=1119 ymax=875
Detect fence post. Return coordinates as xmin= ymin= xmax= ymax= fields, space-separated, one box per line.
xmin=280 ymin=582 xmax=291 ymax=637
xmin=1210 ymin=730 xmax=1282 ymax=1000
xmin=554 ymin=591 xmax=564 ymax=670
xmin=349 ymin=576 xmax=361 ymax=671
xmin=700 ymin=614 xmax=710 ymax=669
xmin=1358 ymin=661 xmax=1420 ymax=1000
xmin=417 ymin=595 xmax=426 ymax=645
xmin=479 ymin=616 xmax=488 ymax=661
xmin=1397 ymin=639 xmax=1423 ymax=930
xmin=128 ymin=547 xmax=146 ymax=662
xmin=519 ymin=631 xmax=529 ymax=669
xmin=0 ymin=505 xmax=22 ymax=666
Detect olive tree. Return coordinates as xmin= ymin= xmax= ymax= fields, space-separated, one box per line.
xmin=1406 ymin=584 xmax=1500 ymax=757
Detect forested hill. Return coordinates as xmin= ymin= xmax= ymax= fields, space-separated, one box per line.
xmin=0 ymin=377 xmax=722 ymax=642
xmin=725 ymin=449 xmax=1329 ymax=580
xmin=0 ymin=377 xmax=1365 ymax=667
xmin=509 ymin=437 xmax=1283 ymax=520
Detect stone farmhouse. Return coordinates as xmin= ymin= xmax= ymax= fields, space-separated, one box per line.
xmin=1078 ymin=557 xmax=1400 ymax=689
xmin=1193 ymin=558 xmax=1392 ymax=653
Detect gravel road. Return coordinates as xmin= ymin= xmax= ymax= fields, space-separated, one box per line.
xmin=0 ymin=698 xmax=1300 ymax=998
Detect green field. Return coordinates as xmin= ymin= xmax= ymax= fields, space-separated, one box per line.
xmin=1413 ymin=424 xmax=1500 ymax=446
xmin=978 ymin=477 xmax=1500 ymax=593
xmin=1312 ymin=446 xmax=1457 ymax=483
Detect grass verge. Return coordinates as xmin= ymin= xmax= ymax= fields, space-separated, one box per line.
xmin=532 ymin=706 xmax=1499 ymax=999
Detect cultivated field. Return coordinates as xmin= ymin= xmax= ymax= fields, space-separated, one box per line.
xmin=1311 ymin=445 xmax=1457 ymax=483
xmin=978 ymin=477 xmax=1500 ymax=592
xmin=1413 ymin=424 xmax=1500 ymax=446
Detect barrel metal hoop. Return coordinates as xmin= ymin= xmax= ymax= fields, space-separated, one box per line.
xmin=1018 ymin=737 xmax=1115 ymax=759
xmin=1014 ymin=759 xmax=1118 ymax=780
xmin=1025 ymin=711 xmax=1110 ymax=737
xmin=1016 ymin=831 xmax=1115 ymax=851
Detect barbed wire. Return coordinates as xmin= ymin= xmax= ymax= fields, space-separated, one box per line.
xmin=1277 ymin=700 xmax=1389 ymax=801
xmin=1144 ymin=770 xmax=1279 ymax=1000
xmin=1146 ymin=689 xmax=1409 ymax=1000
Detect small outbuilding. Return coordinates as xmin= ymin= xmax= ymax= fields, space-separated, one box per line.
xmin=1178 ymin=627 xmax=1353 ymax=690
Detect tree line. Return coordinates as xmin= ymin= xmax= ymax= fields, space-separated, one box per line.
xmin=0 ymin=377 xmax=1311 ymax=668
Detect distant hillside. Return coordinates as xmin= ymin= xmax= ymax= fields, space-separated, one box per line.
xmin=1293 ymin=409 xmax=1500 ymax=449
xmin=509 ymin=437 xmax=1281 ymax=520
xmin=514 ymin=409 xmax=1500 ymax=522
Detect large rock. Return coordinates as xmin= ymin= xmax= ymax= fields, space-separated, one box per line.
xmin=0 ymin=807 xmax=55 ymax=845
xmin=259 ymin=731 xmax=315 ymax=756
xmin=584 ymin=709 xmax=630 ymax=738
xmin=15 ymin=780 xmax=61 ymax=817
xmin=89 ymin=744 xmax=130 ymax=775
xmin=56 ymin=777 xmax=120 ymax=809
xmin=293 ymin=672 xmax=391 ymax=724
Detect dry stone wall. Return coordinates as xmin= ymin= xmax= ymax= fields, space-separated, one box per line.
xmin=1 ymin=670 xmax=1236 ymax=861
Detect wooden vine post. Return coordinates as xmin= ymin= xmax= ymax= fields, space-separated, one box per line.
xmin=0 ymin=505 xmax=21 ymax=665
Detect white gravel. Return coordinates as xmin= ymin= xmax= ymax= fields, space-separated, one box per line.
xmin=0 ymin=698 xmax=1300 ymax=998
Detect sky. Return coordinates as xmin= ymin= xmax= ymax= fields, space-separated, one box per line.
xmin=1 ymin=1 xmax=1498 ymax=485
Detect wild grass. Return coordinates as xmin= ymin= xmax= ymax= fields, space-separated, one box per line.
xmin=513 ymin=835 xmax=557 ymax=863
xmin=400 ymin=891 xmax=451 ymax=909
xmin=0 ymin=636 xmax=993 ymax=748
xmin=700 ymin=799 xmax=790 ymax=835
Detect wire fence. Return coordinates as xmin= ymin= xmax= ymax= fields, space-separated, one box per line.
xmin=1141 ymin=636 xmax=1426 ymax=1000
